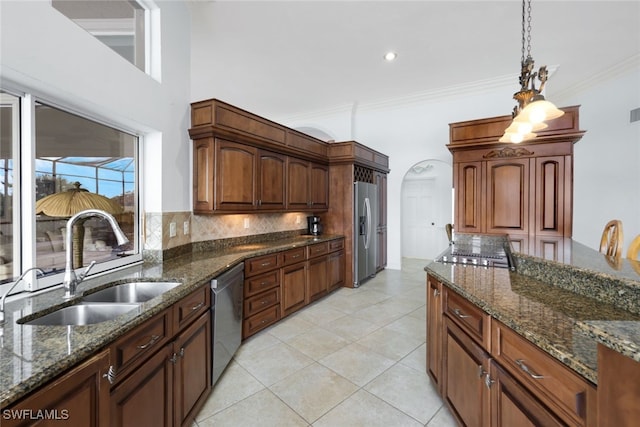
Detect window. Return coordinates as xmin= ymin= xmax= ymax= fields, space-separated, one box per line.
xmin=52 ymin=0 xmax=153 ymax=75
xmin=0 ymin=90 xmax=141 ymax=294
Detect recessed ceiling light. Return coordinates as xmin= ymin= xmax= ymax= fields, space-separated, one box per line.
xmin=383 ymin=52 xmax=397 ymax=62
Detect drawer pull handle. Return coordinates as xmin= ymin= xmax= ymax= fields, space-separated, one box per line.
xmin=292 ymin=254 xmax=300 ymax=258
xmin=453 ymin=308 xmax=470 ymax=318
xmin=191 ymin=302 xmax=205 ymax=311
xmin=137 ymin=335 xmax=161 ymax=350
xmin=516 ymin=359 xmax=545 ymax=379
xmin=261 ymin=262 xmax=271 ymax=267
xmin=261 ymin=301 xmax=266 ymax=305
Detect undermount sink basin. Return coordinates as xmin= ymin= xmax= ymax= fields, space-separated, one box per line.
xmin=82 ymin=281 xmax=181 ymax=303
xmin=21 ymin=303 xmax=140 ymax=326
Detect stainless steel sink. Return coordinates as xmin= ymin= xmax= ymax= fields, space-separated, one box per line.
xmin=82 ymin=281 xmax=181 ymax=303
xmin=21 ymin=303 xmax=140 ymax=326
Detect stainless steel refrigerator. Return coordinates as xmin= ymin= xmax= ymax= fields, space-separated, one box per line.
xmin=354 ymin=181 xmax=378 ymax=287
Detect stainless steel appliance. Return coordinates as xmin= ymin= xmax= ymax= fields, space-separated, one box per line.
xmin=435 ymin=236 xmax=515 ymax=270
xmin=210 ymin=263 xmax=244 ymax=385
xmin=354 ymin=181 xmax=378 ymax=287
xmin=307 ymin=215 xmax=323 ymax=235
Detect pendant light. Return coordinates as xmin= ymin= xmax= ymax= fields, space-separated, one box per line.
xmin=499 ymin=0 xmax=564 ymax=143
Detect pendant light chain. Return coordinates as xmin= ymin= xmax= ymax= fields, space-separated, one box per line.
xmin=526 ymin=0 xmax=532 ymax=59
xmin=521 ymin=0 xmax=533 ymax=63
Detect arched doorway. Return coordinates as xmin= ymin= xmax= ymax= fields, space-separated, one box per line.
xmin=401 ymin=159 xmax=452 ymax=260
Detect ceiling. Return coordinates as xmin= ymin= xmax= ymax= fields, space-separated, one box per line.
xmin=188 ymin=1 xmax=640 ymax=122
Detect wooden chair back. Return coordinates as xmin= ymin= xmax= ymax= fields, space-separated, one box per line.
xmin=599 ymin=220 xmax=623 ymax=258
xmin=628 ymin=235 xmax=640 ymax=260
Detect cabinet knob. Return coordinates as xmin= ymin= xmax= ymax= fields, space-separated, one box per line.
xmin=169 ymin=353 xmax=178 ymax=364
xmin=484 ymin=373 xmax=495 ymax=389
xmin=103 ymin=365 xmax=116 ymax=385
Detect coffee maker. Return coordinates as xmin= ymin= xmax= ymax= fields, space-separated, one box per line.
xmin=307 ymin=216 xmax=323 ymax=236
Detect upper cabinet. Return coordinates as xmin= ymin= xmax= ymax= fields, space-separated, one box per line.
xmin=189 ymin=99 xmax=329 ymax=214
xmin=448 ymin=106 xmax=585 ymax=251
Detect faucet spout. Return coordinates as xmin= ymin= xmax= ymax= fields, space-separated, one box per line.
xmin=63 ymin=209 xmax=129 ymax=299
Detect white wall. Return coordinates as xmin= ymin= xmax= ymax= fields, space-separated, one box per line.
xmin=284 ymin=60 xmax=640 ymax=268
xmin=0 ymin=0 xmax=192 ymax=214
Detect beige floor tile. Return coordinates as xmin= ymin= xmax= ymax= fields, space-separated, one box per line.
xmin=320 ymin=314 xmax=381 ymax=342
xmin=426 ymin=405 xmax=459 ymax=426
xmin=295 ymin=303 xmax=348 ymax=325
xmin=271 ymin=362 xmax=358 ymax=423
xmin=399 ymin=343 xmax=427 ymax=374
xmin=198 ymin=389 xmax=308 ymax=427
xmin=384 ymin=313 xmax=427 ymax=342
xmin=235 ymin=341 xmax=314 ymax=386
xmin=356 ymin=326 xmax=423 ymax=361
xmin=351 ymin=302 xmax=407 ymax=326
xmin=312 ymin=389 xmax=423 ymax=427
xmin=268 ymin=314 xmax=316 ymax=341
xmin=233 ymin=330 xmax=281 ymax=360
xmin=408 ymin=304 xmax=427 ymax=320
xmin=196 ymin=361 xmax=264 ymax=421
xmin=285 ymin=326 xmax=350 ymax=360
xmin=364 ymin=363 xmax=443 ymax=424
xmin=319 ymin=342 xmax=395 ymax=386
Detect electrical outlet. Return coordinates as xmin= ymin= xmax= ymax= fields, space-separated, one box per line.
xmin=243 ymin=217 xmax=250 ymax=229
xmin=183 ymin=221 xmax=189 ymax=235
xmin=296 ymin=215 xmax=301 ymax=224
xmin=169 ymin=222 xmax=176 ymax=237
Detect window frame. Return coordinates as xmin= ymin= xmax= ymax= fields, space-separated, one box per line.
xmin=0 ymin=87 xmax=143 ymax=295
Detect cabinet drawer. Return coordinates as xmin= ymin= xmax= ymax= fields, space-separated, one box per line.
xmin=244 ymin=287 xmax=280 ymax=317
xmin=173 ymin=285 xmax=210 ymax=332
xmin=245 ymin=253 xmax=280 ymax=277
xmin=243 ymin=305 xmax=280 ymax=339
xmin=245 ymin=270 xmax=280 ymax=297
xmin=444 ymin=288 xmax=491 ymax=350
xmin=109 ymin=309 xmax=171 ymax=384
xmin=329 ymin=238 xmax=344 ymax=252
xmin=307 ymin=242 xmax=329 ymax=258
xmin=492 ymin=321 xmax=596 ymax=426
xmin=282 ymin=247 xmax=306 ymax=266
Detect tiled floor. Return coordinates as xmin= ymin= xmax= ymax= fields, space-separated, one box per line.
xmin=193 ymin=258 xmax=457 ymax=426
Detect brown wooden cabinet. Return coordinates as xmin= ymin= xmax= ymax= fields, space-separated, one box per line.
xmin=282 ymin=261 xmax=307 ymax=316
xmin=307 ymin=242 xmax=329 ymax=303
xmin=426 ymin=275 xmax=443 ymax=393
xmin=443 ymin=316 xmax=491 ymax=427
xmin=287 ymin=158 xmax=328 ymax=211
xmin=258 ymin=150 xmax=286 ymax=210
xmin=374 ymin=171 xmax=388 ymax=271
xmin=4 ymin=350 xmax=110 ymax=427
xmin=426 ymin=273 xmax=597 ymax=427
xmin=327 ymin=249 xmax=345 ymax=292
xmin=449 ymin=106 xmax=584 ymax=247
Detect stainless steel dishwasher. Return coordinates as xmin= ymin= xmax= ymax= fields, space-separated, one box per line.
xmin=211 ymin=262 xmax=244 ymax=385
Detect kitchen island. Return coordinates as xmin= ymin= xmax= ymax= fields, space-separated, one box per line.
xmin=0 ymin=232 xmax=344 ymax=412
xmin=425 ymin=234 xmax=640 ymax=426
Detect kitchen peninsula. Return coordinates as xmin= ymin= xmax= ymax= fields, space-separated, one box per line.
xmin=425 ymin=233 xmax=640 ymax=426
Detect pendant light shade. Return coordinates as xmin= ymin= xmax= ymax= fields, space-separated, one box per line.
xmin=500 ymin=0 xmax=564 ymax=143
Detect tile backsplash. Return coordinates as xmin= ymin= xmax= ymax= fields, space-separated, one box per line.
xmin=144 ymin=211 xmax=309 ymax=251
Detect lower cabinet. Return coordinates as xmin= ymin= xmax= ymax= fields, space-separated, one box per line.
xmin=443 ymin=317 xmax=491 ymax=427
xmin=427 ymin=274 xmax=597 ymax=427
xmin=243 ymin=238 xmax=345 ymax=339
xmin=4 ymin=350 xmax=110 ymax=427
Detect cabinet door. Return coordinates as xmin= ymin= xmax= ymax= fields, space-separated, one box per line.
xmin=443 ymin=316 xmax=490 ymax=427
xmin=426 ymin=275 xmax=443 ymax=393
xmin=281 ymin=261 xmax=307 ymax=316
xmin=489 ymin=360 xmax=565 ymax=427
xmin=327 ymin=249 xmax=345 ymax=292
xmin=307 ymin=255 xmax=328 ymax=303
xmin=174 ymin=313 xmax=211 ymax=427
xmin=215 ymin=139 xmax=257 ymax=210
xmin=193 ymin=138 xmax=215 ymax=213
xmin=286 ymin=158 xmax=310 ymax=210
xmin=534 ymin=156 xmax=566 ymax=236
xmin=485 ymin=158 xmax=531 ymax=235
xmin=4 ymin=350 xmax=110 ymax=427
xmin=374 ymin=171 xmax=387 ymax=227
xmin=309 ymin=162 xmax=329 ymax=210
xmin=258 ymin=150 xmax=286 ymax=210
xmin=110 ymin=345 xmax=173 ymax=427
xmin=455 ymin=161 xmax=484 ymax=233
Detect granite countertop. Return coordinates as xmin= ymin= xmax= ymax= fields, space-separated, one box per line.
xmin=425 ymin=234 xmax=640 ymax=386
xmin=0 ymin=233 xmax=343 ymax=408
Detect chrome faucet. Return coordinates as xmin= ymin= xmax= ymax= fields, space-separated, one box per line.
xmin=0 ymin=267 xmax=45 ymax=325
xmin=63 ymin=209 xmax=129 ymax=299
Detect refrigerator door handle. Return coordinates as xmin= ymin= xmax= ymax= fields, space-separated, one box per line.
xmin=364 ymin=197 xmax=372 ymax=250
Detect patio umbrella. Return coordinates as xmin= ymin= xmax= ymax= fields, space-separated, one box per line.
xmin=35 ymin=182 xmax=123 ymax=268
